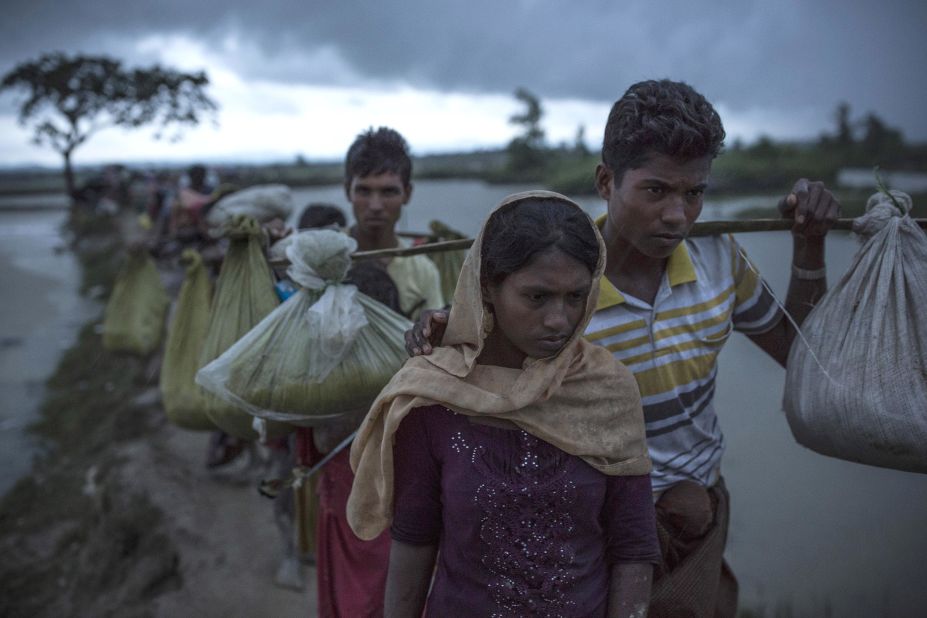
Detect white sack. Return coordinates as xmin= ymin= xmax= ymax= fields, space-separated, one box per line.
xmin=784 ymin=190 xmax=927 ymax=473
xmin=207 ymin=184 xmax=294 ymax=230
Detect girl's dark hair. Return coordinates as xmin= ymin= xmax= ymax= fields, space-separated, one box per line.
xmin=481 ymin=198 xmax=599 ymax=286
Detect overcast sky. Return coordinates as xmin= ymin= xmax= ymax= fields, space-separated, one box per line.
xmin=1 ymin=0 xmax=924 ymax=167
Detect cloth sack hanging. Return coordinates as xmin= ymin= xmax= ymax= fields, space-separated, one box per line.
xmin=102 ymin=246 xmax=169 ymax=355
xmin=196 ymin=215 xmax=290 ymax=440
xmin=206 ymin=184 xmax=294 ymax=233
xmin=196 ymin=229 xmax=413 ymax=426
xmin=425 ymin=220 xmax=468 ymax=303
xmin=784 ymin=190 xmax=927 ymax=473
xmin=160 ymin=250 xmax=216 ymax=431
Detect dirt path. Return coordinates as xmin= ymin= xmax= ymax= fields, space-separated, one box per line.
xmin=0 ymin=209 xmax=318 ymax=617
xmin=120 ymin=407 xmax=314 ymax=617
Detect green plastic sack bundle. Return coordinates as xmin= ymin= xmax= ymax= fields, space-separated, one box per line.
xmin=196 ymin=229 xmax=412 ymax=426
xmin=196 ymin=215 xmax=289 ymax=440
xmin=159 ymin=250 xmax=216 ymax=431
xmin=102 ymin=246 xmax=169 ymax=355
xmin=426 ymin=220 xmax=467 ymax=303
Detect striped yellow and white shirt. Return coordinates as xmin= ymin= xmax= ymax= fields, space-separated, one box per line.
xmin=585 ymin=233 xmax=781 ymax=492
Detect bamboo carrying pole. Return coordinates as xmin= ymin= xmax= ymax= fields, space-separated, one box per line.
xmin=346 ymin=218 xmax=927 ymax=262
xmin=265 ymin=217 xmax=927 ymax=267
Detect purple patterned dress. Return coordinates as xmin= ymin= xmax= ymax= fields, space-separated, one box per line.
xmin=391 ymin=405 xmax=659 ymax=617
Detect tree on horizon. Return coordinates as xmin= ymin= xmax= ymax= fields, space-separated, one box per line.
xmin=506 ymin=87 xmax=547 ymax=177
xmin=1 ymin=52 xmax=218 ymax=201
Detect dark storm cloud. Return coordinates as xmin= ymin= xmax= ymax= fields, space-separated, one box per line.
xmin=3 ymin=0 xmax=926 ymax=137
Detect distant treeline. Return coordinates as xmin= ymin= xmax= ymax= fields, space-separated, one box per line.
xmin=2 ymin=100 xmax=924 ymax=202
xmin=504 ymin=95 xmax=927 ymax=196
xmin=2 ymin=54 xmax=924 ymax=204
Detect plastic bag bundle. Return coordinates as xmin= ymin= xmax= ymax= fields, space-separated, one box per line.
xmin=784 ymin=190 xmax=927 ymax=473
xmin=198 ymin=215 xmax=289 ymax=440
xmin=197 ymin=229 xmax=413 ymax=426
xmin=159 ymin=250 xmax=216 ymax=431
xmin=102 ymin=247 xmax=169 ymax=355
xmin=426 ymin=220 xmax=467 ymax=302
xmin=206 ymin=184 xmax=294 ymax=232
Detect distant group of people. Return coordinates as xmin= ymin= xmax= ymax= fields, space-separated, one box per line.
xmin=73 ymin=162 xmax=225 ymax=246
xmin=143 ymin=163 xmax=227 ymax=252
xmin=145 ymin=77 xmax=840 ymax=617
xmin=71 ymin=163 xmax=133 ymax=214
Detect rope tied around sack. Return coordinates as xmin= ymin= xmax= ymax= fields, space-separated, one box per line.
xmin=258 ymin=430 xmax=357 ymax=498
xmin=179 ymin=248 xmax=203 ymax=275
xmin=286 ymin=229 xmax=355 ymax=287
xmin=224 ymin=214 xmax=265 ymax=240
xmin=853 ymin=190 xmax=913 ymax=240
xmin=259 ymin=465 xmax=317 ymax=496
xmin=285 ymin=230 xmax=368 ymax=382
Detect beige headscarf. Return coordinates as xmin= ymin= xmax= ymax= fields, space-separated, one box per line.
xmin=347 ymin=190 xmax=651 ymax=540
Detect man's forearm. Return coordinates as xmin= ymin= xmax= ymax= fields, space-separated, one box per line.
xmin=784 ymin=236 xmax=828 ymax=342
xmin=752 ymin=179 xmax=840 ymax=366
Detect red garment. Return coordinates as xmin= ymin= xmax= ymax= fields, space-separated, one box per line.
xmin=295 ymin=428 xmax=319 ymax=466
xmin=316 ymin=448 xmax=390 ymax=618
xmin=175 ymin=187 xmax=212 ymax=229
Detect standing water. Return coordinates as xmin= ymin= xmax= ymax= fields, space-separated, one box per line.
xmin=0 ymin=202 xmax=98 ymax=496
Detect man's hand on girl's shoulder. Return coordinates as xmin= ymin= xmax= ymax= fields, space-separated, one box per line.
xmin=404 ymin=308 xmax=449 ymax=356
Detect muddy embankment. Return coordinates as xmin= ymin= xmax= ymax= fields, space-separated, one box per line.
xmin=0 ymin=212 xmax=310 ymax=618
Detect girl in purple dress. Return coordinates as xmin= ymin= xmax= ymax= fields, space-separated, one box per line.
xmin=349 ymin=191 xmax=659 ymax=617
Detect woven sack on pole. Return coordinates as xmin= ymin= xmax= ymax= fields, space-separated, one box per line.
xmin=425 ymin=220 xmax=467 ymax=303
xmin=196 ymin=215 xmax=290 ymax=440
xmin=102 ymin=247 xmax=169 ymax=355
xmin=196 ymin=229 xmax=413 ymax=426
xmin=784 ymin=191 xmax=927 ymax=473
xmin=159 ymin=250 xmax=217 ymax=431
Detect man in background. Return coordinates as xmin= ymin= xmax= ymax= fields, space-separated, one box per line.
xmin=344 ymin=127 xmax=444 ymax=320
xmin=313 ymin=127 xmax=444 ymax=617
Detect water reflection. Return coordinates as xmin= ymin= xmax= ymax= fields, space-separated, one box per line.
xmin=0 ymin=209 xmax=99 ymax=495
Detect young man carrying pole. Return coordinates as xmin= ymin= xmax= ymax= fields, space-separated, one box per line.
xmin=406 ymin=79 xmax=839 ymax=616
xmin=314 ymin=127 xmax=444 ymax=617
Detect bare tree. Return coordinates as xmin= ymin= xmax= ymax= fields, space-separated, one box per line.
xmin=506 ymin=87 xmax=547 ymax=176
xmin=1 ymin=52 xmax=218 ymax=199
